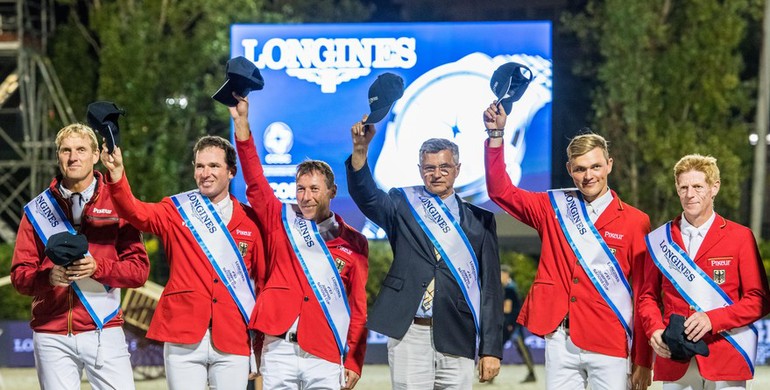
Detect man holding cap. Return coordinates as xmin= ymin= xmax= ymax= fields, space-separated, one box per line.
xmin=347 ymin=73 xmax=503 ymax=386
xmin=11 ymin=123 xmax=149 ymax=389
xmin=100 ymin=134 xmax=265 ymax=389
xmin=484 ymin=102 xmax=653 ymax=389
xmin=637 ymin=154 xmax=770 ymax=389
xmin=230 ymin=94 xmax=369 ymax=390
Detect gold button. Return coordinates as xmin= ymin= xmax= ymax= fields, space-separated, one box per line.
xmin=570 ymin=296 xmax=577 ymax=302
xmin=573 ymin=278 xmax=579 ymax=284
xmin=689 ymin=305 xmax=695 ymax=311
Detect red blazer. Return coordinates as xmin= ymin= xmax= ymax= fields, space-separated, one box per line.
xmin=637 ymin=214 xmax=770 ymax=381
xmin=107 ymin=174 xmax=265 ymax=356
xmin=236 ymin=136 xmax=369 ymax=376
xmin=11 ymin=172 xmax=150 ymax=334
xmin=485 ymin=142 xmax=651 ymax=364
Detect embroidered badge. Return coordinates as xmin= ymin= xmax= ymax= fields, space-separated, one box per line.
xmin=713 ymin=269 xmax=726 ymax=285
xmin=609 ymin=247 xmax=617 ymax=255
xmin=709 ymin=257 xmax=732 ymax=267
xmin=334 ymin=257 xmax=346 ymax=272
xmin=238 ymin=242 xmax=248 ymax=257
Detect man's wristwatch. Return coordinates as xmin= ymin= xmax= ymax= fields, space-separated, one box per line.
xmin=487 ymin=129 xmax=504 ymax=138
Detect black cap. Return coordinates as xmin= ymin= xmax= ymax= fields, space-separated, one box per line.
xmin=364 ymin=73 xmax=404 ymax=124
xmin=86 ymin=101 xmax=125 ymax=154
xmin=45 ymin=232 xmax=89 ymax=267
xmin=212 ymin=56 xmax=265 ymax=107
xmin=490 ymin=62 xmax=533 ymax=114
xmin=662 ymin=313 xmax=710 ymax=362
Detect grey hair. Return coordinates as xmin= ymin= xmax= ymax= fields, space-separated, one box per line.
xmin=418 ymin=138 xmax=460 ymax=164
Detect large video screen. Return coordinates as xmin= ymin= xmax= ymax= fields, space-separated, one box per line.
xmin=229 ymin=21 xmax=552 ymax=238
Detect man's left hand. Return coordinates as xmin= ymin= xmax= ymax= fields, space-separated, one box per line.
xmin=478 ymin=356 xmax=501 ymax=382
xmin=630 ymin=364 xmax=651 ymax=390
xmin=342 ymin=368 xmax=359 ymax=390
xmin=66 ymin=256 xmax=97 ymax=281
xmin=684 ymin=311 xmax=712 ymax=342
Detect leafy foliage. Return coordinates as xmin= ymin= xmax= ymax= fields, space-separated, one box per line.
xmin=0 ymin=242 xmax=33 ymax=320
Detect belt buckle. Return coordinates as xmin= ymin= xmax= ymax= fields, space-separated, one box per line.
xmin=413 ymin=317 xmax=433 ymax=326
xmin=286 ymin=332 xmax=298 ymax=343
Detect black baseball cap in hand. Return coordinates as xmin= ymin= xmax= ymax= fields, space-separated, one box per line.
xmin=490 ymin=62 xmax=533 ymax=115
xmin=87 ymin=101 xmax=125 ymax=154
xmin=662 ymin=313 xmax=710 ymax=362
xmin=364 ymin=73 xmax=404 ymax=124
xmin=212 ymin=56 xmax=265 ymax=107
xmin=45 ymin=232 xmax=89 ymax=267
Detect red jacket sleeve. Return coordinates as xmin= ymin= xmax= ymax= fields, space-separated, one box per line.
xmin=106 ymin=173 xmax=172 ymax=237
xmin=631 ymin=214 xmax=654 ymax=368
xmin=484 ymin=140 xmax=548 ymax=229
xmin=90 ymin=220 xmax=150 ymax=288
xmin=235 ymin=135 xmax=283 ymax=233
xmin=11 ymin=215 xmax=54 ymax=296
xmin=344 ymin=238 xmax=369 ymax=375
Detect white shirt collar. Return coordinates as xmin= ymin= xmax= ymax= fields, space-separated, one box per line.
xmin=585 ymin=188 xmax=613 ymax=220
xmin=680 ymin=211 xmax=716 ymax=237
xmin=317 ymin=212 xmax=339 ymax=241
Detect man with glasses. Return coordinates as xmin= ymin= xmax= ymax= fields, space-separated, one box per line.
xmin=637 ymin=154 xmax=770 ymax=390
xmin=347 ymin=118 xmax=503 ymax=388
xmin=483 ymin=101 xmax=652 ymax=390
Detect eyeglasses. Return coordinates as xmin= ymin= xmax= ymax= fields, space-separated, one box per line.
xmin=420 ymin=163 xmax=457 ymax=175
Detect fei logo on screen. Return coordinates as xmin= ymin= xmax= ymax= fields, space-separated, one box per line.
xmin=230 ymin=22 xmax=552 ymax=236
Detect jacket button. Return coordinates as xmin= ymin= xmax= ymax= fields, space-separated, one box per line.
xmin=304 ymin=296 xmax=309 ymax=302
xmin=689 ymin=305 xmax=695 ymax=311
xmin=573 ymin=277 xmax=579 ymax=284
xmin=213 ymin=298 xmax=218 ymax=303
xmin=570 ymin=296 xmax=577 ymax=302
xmin=214 ymin=279 xmax=219 ymax=283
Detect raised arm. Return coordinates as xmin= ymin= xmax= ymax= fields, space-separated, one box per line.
xmin=229 ymin=95 xmax=283 ymax=229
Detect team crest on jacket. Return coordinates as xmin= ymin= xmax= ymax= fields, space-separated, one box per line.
xmin=713 ymin=269 xmax=726 ymax=285
xmin=238 ymin=242 xmax=249 ymax=257
xmin=335 ymin=257 xmax=345 ymax=272
xmin=609 ymin=247 xmax=617 ymax=255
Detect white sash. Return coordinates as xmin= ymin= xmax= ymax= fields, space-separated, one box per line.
xmin=282 ymin=204 xmax=350 ymax=359
xmin=399 ymin=186 xmax=481 ymax=335
xmin=24 ymin=189 xmax=120 ymax=329
xmin=549 ymin=189 xmax=633 ymax=346
xmin=171 ymin=190 xmax=256 ymax=323
xmin=646 ymin=222 xmax=758 ymax=373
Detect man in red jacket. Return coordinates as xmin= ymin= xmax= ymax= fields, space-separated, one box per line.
xmin=12 ymin=123 xmax=150 ymax=389
xmin=638 ymin=154 xmax=770 ymax=389
xmin=483 ymin=102 xmax=652 ymax=390
xmin=100 ymin=135 xmax=265 ymax=389
xmin=230 ymin=95 xmax=368 ymax=390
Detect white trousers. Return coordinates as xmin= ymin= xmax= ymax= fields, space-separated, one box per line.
xmin=387 ymin=322 xmax=474 ymax=390
xmin=544 ymin=326 xmax=629 ymax=390
xmin=260 ymin=334 xmax=342 ymax=389
xmin=662 ymin=360 xmax=745 ymax=390
xmin=33 ymin=327 xmax=135 ymax=390
xmin=164 ymin=328 xmax=249 ymax=390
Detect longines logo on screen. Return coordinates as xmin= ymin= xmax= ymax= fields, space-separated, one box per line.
xmin=240 ymin=37 xmax=417 ymax=93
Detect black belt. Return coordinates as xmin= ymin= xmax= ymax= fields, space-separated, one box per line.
xmin=414 ymin=317 xmax=433 ymax=326
xmin=275 ymin=331 xmax=298 ymax=342
xmin=561 ymin=316 xmax=570 ymax=329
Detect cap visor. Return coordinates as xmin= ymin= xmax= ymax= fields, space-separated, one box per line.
xmin=364 ymin=105 xmax=393 ymax=124
xmin=212 ymin=80 xmax=238 ymax=107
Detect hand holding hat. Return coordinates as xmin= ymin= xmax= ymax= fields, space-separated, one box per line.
xmin=364 ymin=73 xmax=404 ymax=125
xmin=87 ymin=101 xmax=125 ymax=154
xmin=662 ymin=314 xmax=710 ymax=362
xmin=213 ymin=56 xmax=264 ymax=107
xmin=45 ymin=231 xmax=89 ymax=268
xmin=490 ymin=62 xmax=533 ymax=115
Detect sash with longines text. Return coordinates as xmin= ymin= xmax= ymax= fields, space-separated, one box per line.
xmin=282 ymin=203 xmax=350 ymax=360
xmin=24 ymin=189 xmax=120 ymax=329
xmin=646 ymin=222 xmax=758 ymax=373
xmin=549 ymin=189 xmax=633 ymax=345
xmin=171 ymin=190 xmax=256 ymax=323
xmin=399 ymin=186 xmax=481 ymax=335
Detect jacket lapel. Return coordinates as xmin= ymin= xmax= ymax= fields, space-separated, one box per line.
xmin=693 ymin=213 xmax=727 ymax=262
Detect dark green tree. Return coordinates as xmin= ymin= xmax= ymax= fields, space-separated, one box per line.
xmin=564 ymin=0 xmax=762 ymax=226
xmin=51 ymin=0 xmax=372 ymax=201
